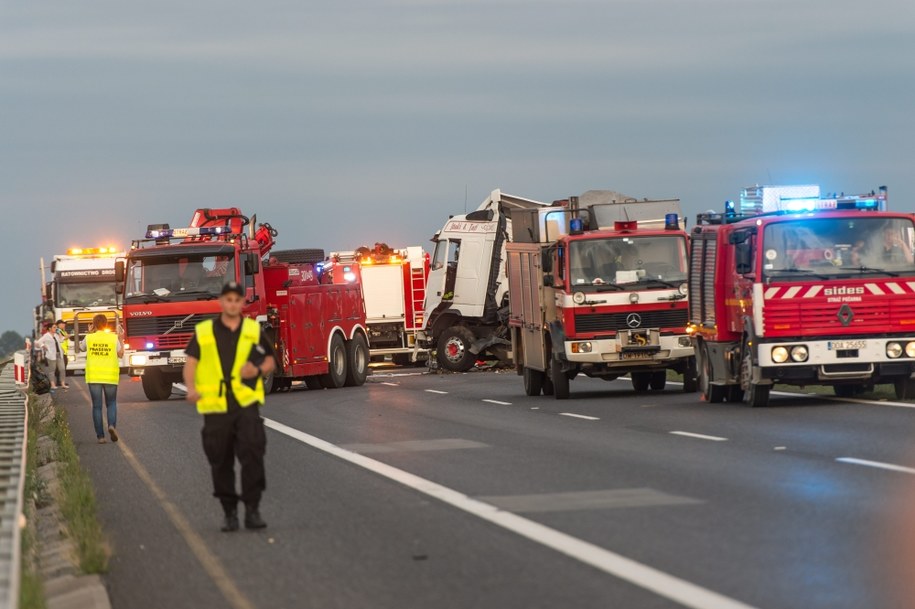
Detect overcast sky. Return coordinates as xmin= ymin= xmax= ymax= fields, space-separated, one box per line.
xmin=2 ymin=0 xmax=913 ymax=333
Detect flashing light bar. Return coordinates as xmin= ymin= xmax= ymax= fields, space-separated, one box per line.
xmin=359 ymin=255 xmax=403 ymax=265
xmin=66 ymin=246 xmax=119 ymax=256
xmin=146 ymin=225 xmax=230 ymax=239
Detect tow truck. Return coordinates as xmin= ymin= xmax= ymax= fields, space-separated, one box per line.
xmin=120 ymin=208 xmax=369 ymax=400
xmin=327 ymin=244 xmax=429 ymax=365
xmin=686 ymin=185 xmax=915 ymax=406
xmin=507 ymin=193 xmax=696 ymax=399
xmin=38 ymin=247 xmax=127 ymax=374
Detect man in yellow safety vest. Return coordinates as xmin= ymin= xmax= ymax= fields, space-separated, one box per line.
xmin=182 ymin=282 xmax=276 ymax=532
xmin=82 ymin=314 xmax=124 ymax=444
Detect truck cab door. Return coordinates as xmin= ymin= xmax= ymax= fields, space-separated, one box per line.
xmin=452 ymin=236 xmax=487 ymax=315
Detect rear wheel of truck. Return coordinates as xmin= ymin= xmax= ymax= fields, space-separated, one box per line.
xmin=649 ymin=371 xmax=667 ymax=391
xmin=631 ymin=372 xmax=650 ymax=392
xmin=740 ymin=347 xmax=770 ymax=407
xmin=142 ymin=368 xmax=173 ymax=401
xmin=550 ymin=360 xmax=570 ymax=400
xmin=345 ymin=334 xmax=369 ymax=387
xmin=894 ymin=378 xmax=915 ymax=400
xmin=682 ymin=358 xmax=698 ymax=393
xmin=697 ymin=342 xmax=725 ymax=403
xmin=523 ymin=367 xmax=544 ymax=396
xmin=263 ymin=371 xmax=275 ymax=394
xmin=726 ymin=385 xmax=744 ymax=402
xmin=436 ymin=326 xmax=476 ymax=372
xmin=320 ymin=334 xmax=348 ymax=389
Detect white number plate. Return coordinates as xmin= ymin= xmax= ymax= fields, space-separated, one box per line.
xmin=828 ymin=340 xmax=866 ymax=350
xmin=621 ymin=352 xmax=653 ymax=360
xmin=168 ymin=356 xmax=187 ymax=365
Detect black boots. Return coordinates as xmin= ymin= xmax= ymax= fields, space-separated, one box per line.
xmin=244 ymin=504 xmax=267 ymax=530
xmin=221 ymin=506 xmax=240 ymax=532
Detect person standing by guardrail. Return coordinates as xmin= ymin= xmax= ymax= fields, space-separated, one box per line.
xmin=81 ymin=314 xmax=124 ymax=444
xmin=54 ymin=319 xmax=70 ymax=388
xmin=181 ymin=281 xmax=276 ymax=533
xmin=35 ymin=321 xmax=66 ymax=390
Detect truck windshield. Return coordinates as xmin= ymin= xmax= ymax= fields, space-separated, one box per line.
xmin=56 ymin=282 xmax=117 ymax=308
xmin=125 ymin=252 xmax=236 ymax=301
xmin=763 ymin=217 xmax=915 ymax=279
xmin=569 ymin=236 xmax=688 ymax=288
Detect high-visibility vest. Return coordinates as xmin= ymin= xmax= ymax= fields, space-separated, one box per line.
xmin=85 ymin=331 xmax=120 ymax=384
xmin=57 ymin=331 xmax=69 ymax=356
xmin=193 ymin=318 xmax=265 ymax=415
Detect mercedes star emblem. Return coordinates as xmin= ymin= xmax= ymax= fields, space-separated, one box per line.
xmin=626 ymin=313 xmax=642 ymax=328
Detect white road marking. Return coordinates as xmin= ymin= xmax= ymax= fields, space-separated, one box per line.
xmin=670 ymin=431 xmax=728 ymax=442
xmin=483 ymin=399 xmax=512 ymax=406
xmin=264 ymin=418 xmax=759 ymax=609
xmin=424 ymin=389 xmax=448 ymax=395
xmin=381 ymin=382 xmax=399 ymax=387
xmin=530 ymin=407 xmax=540 ymax=410
xmin=559 ymin=412 xmax=600 ymax=421
xmin=773 ymin=446 xmax=787 ymax=451
xmin=836 ymin=457 xmax=915 ymax=475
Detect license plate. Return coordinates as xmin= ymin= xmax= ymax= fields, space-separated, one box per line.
xmin=621 ymin=352 xmax=653 ymax=360
xmin=168 ymin=356 xmax=187 ymax=365
xmin=828 ymin=340 xmax=866 ymax=350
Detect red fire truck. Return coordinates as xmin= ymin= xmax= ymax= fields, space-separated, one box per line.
xmin=119 ymin=208 xmax=368 ymax=400
xmin=687 ymin=186 xmax=915 ymax=407
xmin=327 ymin=244 xmax=430 ymax=365
xmin=507 ymin=195 xmax=696 ymax=400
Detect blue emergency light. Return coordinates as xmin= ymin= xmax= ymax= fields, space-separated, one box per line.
xmin=665 ymin=213 xmax=679 ymax=230
xmin=145 ymin=224 xmax=227 ymax=239
xmin=569 ymin=217 xmax=585 ymax=234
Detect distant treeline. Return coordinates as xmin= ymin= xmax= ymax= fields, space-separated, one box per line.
xmin=0 ymin=331 xmax=26 ymax=358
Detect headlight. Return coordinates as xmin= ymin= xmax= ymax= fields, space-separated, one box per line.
xmin=906 ymin=342 xmax=915 ymax=358
xmin=887 ymin=342 xmax=903 ymax=359
xmin=572 ymin=292 xmax=586 ymax=305
xmin=571 ymin=342 xmax=592 ymax=353
xmin=678 ymin=283 xmax=688 ymax=296
xmin=129 ymin=354 xmax=148 ymax=367
xmin=790 ymin=345 xmax=808 ymax=362
xmin=771 ymin=346 xmax=789 ymax=363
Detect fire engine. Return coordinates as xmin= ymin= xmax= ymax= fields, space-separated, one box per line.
xmin=686 ymin=185 xmax=915 ymax=407
xmin=507 ymin=193 xmax=696 ymax=399
xmin=327 ymin=244 xmax=429 ymax=365
xmin=119 ymin=208 xmax=369 ymax=401
xmin=38 ymin=247 xmax=127 ymax=374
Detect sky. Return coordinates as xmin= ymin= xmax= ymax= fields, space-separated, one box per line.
xmin=2 ymin=0 xmax=913 ymax=333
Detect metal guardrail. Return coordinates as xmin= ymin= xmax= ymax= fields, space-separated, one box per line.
xmin=0 ymin=352 xmax=28 ymax=609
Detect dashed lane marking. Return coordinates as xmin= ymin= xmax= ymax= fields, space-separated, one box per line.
xmin=73 ymin=382 xmax=255 ymax=609
xmin=264 ymin=417 xmax=760 ymax=609
xmin=670 ymin=431 xmax=728 ymax=442
xmin=482 ymin=399 xmax=512 ymax=406
xmin=381 ymin=382 xmax=400 ymax=387
xmin=559 ymin=412 xmax=600 ymax=421
xmin=836 ymin=457 xmax=915 ymax=475
xmin=424 ymin=389 xmax=448 ymax=395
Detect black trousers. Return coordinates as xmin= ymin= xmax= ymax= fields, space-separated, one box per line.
xmin=201 ymin=404 xmax=267 ymax=509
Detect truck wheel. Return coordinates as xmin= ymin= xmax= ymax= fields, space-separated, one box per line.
xmin=631 ymin=372 xmax=650 ymax=392
xmin=697 ymin=342 xmax=725 ymax=403
xmin=726 ymin=386 xmax=744 ymax=402
xmin=550 ymin=360 xmax=570 ymax=400
xmin=682 ymin=358 xmax=698 ymax=393
xmin=436 ymin=326 xmax=476 ymax=372
xmin=345 ymin=334 xmax=369 ymax=387
xmin=833 ymin=384 xmax=862 ymax=398
xmin=542 ymin=374 xmax=555 ymax=396
xmin=894 ymin=378 xmax=915 ymax=400
xmin=523 ymin=367 xmax=544 ymax=396
xmin=304 ymin=376 xmax=323 ymax=390
xmin=740 ymin=347 xmax=770 ymax=407
xmin=649 ymin=371 xmax=667 ymax=391
xmin=392 ymin=353 xmax=413 ymax=367
xmin=263 ymin=371 xmax=275 ymax=394
xmin=142 ymin=369 xmax=173 ymax=401
xmin=320 ymin=334 xmax=348 ymax=389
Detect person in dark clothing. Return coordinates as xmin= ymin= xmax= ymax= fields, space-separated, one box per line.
xmin=182 ymin=282 xmax=276 ymax=532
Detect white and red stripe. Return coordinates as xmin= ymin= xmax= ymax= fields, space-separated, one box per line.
xmin=761 ymin=282 xmax=915 ymax=299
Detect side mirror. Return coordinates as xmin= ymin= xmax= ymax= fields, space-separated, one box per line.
xmin=115 ymin=260 xmax=125 ymax=282
xmin=735 ymin=242 xmax=753 ymax=274
xmin=244 ymin=253 xmax=259 ymax=275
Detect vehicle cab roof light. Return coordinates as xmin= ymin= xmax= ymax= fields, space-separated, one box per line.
xmin=145 ymin=225 xmax=229 ymax=239
xmin=614 ymin=221 xmax=638 ymax=231
xmin=66 ymin=246 xmax=120 ymax=256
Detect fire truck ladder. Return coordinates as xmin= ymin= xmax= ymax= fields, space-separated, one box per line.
xmin=410 ymin=265 xmax=426 ymax=328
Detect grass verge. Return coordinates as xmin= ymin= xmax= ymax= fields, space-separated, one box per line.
xmin=47 ymin=407 xmax=108 ymax=574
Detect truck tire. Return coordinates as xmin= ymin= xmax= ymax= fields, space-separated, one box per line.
xmin=631 ymin=372 xmax=650 ymax=392
xmin=304 ymin=376 xmax=323 ymax=390
xmin=392 ymin=353 xmax=413 ymax=367
xmin=726 ymin=386 xmax=744 ymax=402
xmin=436 ymin=326 xmax=476 ymax=372
xmin=697 ymin=342 xmax=725 ymax=403
xmin=894 ymin=378 xmax=915 ymax=400
xmin=263 ymin=371 xmax=275 ymax=394
xmin=740 ymin=347 xmax=770 ymax=407
xmin=344 ymin=334 xmax=369 ymax=387
xmin=523 ymin=367 xmax=544 ymax=396
xmin=833 ymin=384 xmax=863 ymax=398
xmin=320 ymin=334 xmax=348 ymax=389
xmin=682 ymin=358 xmax=698 ymax=393
xmin=550 ymin=359 xmax=570 ymax=400
xmin=142 ymin=369 xmax=173 ymax=401
xmin=649 ymin=371 xmax=667 ymax=391
xmin=542 ymin=374 xmax=555 ymax=396
xmin=270 ymin=249 xmax=326 ymax=264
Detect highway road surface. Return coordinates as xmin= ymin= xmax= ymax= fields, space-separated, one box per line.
xmin=57 ymin=369 xmax=915 ymax=609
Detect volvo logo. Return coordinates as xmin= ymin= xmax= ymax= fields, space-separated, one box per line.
xmin=129 ymin=311 xmax=153 ymax=317
xmin=626 ymin=313 xmax=642 ymax=328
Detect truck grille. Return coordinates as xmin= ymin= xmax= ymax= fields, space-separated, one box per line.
xmin=126 ymin=313 xmax=218 ymax=338
xmin=764 ymin=300 xmax=915 ymax=335
xmin=574 ymin=309 xmax=688 ymax=334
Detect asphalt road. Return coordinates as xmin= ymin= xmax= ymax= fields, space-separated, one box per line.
xmin=56 ymin=367 xmax=915 ymax=609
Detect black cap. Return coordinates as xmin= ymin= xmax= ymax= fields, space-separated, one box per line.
xmin=55 ymin=319 xmax=65 ymax=325
xmin=220 ymin=281 xmax=245 ymax=297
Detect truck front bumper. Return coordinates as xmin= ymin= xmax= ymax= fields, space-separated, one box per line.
xmin=758 ymin=337 xmax=915 ymax=382
xmin=126 ymin=350 xmax=187 ymax=376
xmin=564 ymin=333 xmax=693 ymax=366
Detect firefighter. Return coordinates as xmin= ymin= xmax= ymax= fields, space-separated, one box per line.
xmin=82 ymin=314 xmax=123 ymax=444
xmin=182 ymin=282 xmax=276 ymax=532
